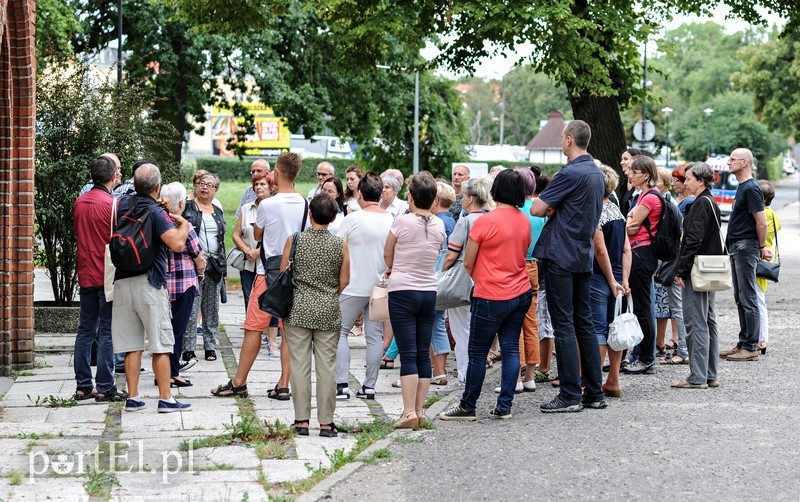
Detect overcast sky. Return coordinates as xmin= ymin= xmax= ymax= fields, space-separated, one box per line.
xmin=425 ymin=5 xmax=785 ymax=80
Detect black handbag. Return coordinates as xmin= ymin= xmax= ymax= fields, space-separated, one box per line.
xmin=755 ymin=216 xmax=780 ymax=283
xmin=258 ymin=233 xmax=298 ymax=318
xmin=654 ymin=258 xmax=680 ymax=287
xmin=205 ymin=255 xmax=224 ymax=283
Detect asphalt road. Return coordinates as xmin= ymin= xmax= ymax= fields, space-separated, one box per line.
xmin=323 ymin=184 xmax=800 ymax=501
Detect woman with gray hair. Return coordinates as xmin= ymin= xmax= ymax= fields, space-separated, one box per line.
xmin=160 ymin=182 xmax=206 ymax=386
xmin=672 ymin=162 xmax=724 ymax=389
xmin=182 ymin=172 xmax=226 ymax=362
xmin=380 ymin=170 xmax=409 ymax=218
xmin=441 ymin=176 xmax=493 ymax=385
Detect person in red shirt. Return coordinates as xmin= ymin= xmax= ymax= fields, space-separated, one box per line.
xmin=73 ymin=155 xmax=127 ymax=402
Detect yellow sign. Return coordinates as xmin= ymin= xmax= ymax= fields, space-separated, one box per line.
xmin=211 ymin=103 xmax=291 ymax=157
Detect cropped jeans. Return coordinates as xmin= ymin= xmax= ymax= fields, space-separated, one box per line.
xmin=388 ymin=290 xmax=436 ymax=378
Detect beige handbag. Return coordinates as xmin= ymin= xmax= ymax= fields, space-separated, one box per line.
xmin=690 ymin=197 xmax=731 ymax=292
xmin=103 ymin=198 xmax=117 ymax=301
xmin=368 ymin=274 xmax=389 ymax=321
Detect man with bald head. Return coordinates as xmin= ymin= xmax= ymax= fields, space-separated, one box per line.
xmin=235 ymin=158 xmax=271 ymax=218
xmin=450 ymin=164 xmax=470 ymax=221
xmin=720 ymin=148 xmax=773 ymax=362
xmin=112 ymin=163 xmax=194 ymax=412
xmin=308 ymin=161 xmax=334 ymax=200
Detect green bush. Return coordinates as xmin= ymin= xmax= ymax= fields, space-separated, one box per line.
xmin=764 ymin=154 xmax=783 ymax=181
xmin=195 ymin=157 xmax=358 ymax=184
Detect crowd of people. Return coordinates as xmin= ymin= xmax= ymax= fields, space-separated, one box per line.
xmin=72 ymin=123 xmax=781 ymax=429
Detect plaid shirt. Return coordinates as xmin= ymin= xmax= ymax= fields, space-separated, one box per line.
xmin=166 ymin=226 xmax=203 ymax=302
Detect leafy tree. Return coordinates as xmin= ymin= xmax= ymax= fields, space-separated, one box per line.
xmin=503 ymin=68 xmax=571 ymax=146
xmin=671 ymin=91 xmax=783 ymax=167
xmin=736 ymin=29 xmax=800 ymax=138
xmin=34 ymin=0 xmax=81 ymax=61
xmin=35 ymin=57 xmax=177 ymax=305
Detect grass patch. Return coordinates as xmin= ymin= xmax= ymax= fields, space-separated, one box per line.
xmin=6 ymin=471 xmax=22 ymax=486
xmin=12 ymin=370 xmax=34 ymax=378
xmin=423 ymin=395 xmax=442 ymax=409
xmin=28 ymin=394 xmax=77 ymax=408
xmin=180 ymin=415 xmax=295 ymax=453
xmin=255 ymin=440 xmax=288 ymax=460
xmin=15 ymin=432 xmax=54 ymax=440
xmin=361 ymin=448 xmax=392 ymax=465
xmin=394 ymin=434 xmax=424 ymax=444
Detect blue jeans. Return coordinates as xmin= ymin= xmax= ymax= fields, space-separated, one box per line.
xmin=430 ymin=309 xmax=450 ymax=356
xmin=543 ymin=260 xmax=603 ymax=402
xmin=75 ymin=286 xmax=114 ymax=393
xmin=460 ymin=290 xmax=532 ymax=413
xmin=170 ymin=287 xmax=197 ymax=377
xmin=729 ymin=238 xmax=760 ymax=351
xmin=388 ymin=290 xmax=436 ymax=378
xmin=589 ymin=274 xmax=614 ymax=346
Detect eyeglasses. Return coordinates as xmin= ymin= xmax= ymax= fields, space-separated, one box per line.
xmin=316 ymin=172 xmax=331 ymax=177
xmin=672 ymin=178 xmax=683 ymax=183
xmin=194 ymin=181 xmax=217 ymax=189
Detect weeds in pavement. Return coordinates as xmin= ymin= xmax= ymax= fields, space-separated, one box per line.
xmin=27 ymin=394 xmax=77 ymax=408
xmin=15 ymin=432 xmax=54 ymax=440
xmin=83 ymin=469 xmax=120 ymax=499
xmin=394 ymin=434 xmax=425 ymax=444
xmin=179 ymin=435 xmax=227 ymax=452
xmin=6 ymin=471 xmax=22 ymax=486
xmin=362 ymin=448 xmax=392 ymax=465
xmin=12 ymin=370 xmax=34 ymax=378
xmin=180 ymin=415 xmax=294 ymax=453
xmin=424 ymin=395 xmax=442 ymax=409
xmin=255 ymin=440 xmax=288 ymax=460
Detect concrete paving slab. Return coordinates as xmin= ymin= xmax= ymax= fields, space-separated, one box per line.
xmin=114 ymin=470 xmax=264 ymax=501
xmin=201 ymin=445 xmax=261 ymax=469
xmin=262 ymin=459 xmax=319 ymax=483
xmin=0 ymin=476 xmax=90 ymax=501
xmin=294 ymin=435 xmax=357 ymax=469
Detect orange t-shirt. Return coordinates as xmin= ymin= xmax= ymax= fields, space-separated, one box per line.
xmin=469 ymin=207 xmax=532 ymax=300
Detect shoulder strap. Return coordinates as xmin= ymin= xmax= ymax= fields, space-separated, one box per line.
xmin=110 ymin=197 xmax=118 ymax=236
xmin=703 ymin=196 xmax=727 ymax=253
xmin=300 ymin=199 xmax=309 ymax=231
xmin=457 ymin=216 xmax=473 ymax=260
xmin=770 ymin=211 xmax=780 ymax=260
xmin=641 ymin=189 xmax=662 ymax=238
xmin=288 ymin=233 xmax=299 ymax=266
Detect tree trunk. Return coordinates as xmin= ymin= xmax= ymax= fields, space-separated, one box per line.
xmin=568 ymin=92 xmax=627 ymax=193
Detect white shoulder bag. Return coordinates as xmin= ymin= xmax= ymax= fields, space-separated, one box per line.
xmin=103 ymin=198 xmax=117 ymax=301
xmin=607 ymin=294 xmax=644 ymax=352
xmin=690 ymin=197 xmax=731 ymax=292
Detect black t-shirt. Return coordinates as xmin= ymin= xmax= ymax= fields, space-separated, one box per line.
xmin=726 ymin=178 xmax=764 ymax=242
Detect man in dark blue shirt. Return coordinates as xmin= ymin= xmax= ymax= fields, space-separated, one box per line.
xmin=721 ymin=148 xmax=772 ymax=361
xmin=531 ymin=120 xmax=606 ymax=413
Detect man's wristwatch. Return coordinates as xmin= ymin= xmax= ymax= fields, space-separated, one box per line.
xmin=759 ymin=245 xmax=766 ymax=249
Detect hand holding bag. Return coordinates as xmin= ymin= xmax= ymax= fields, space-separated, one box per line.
xmin=436 ymin=218 xmax=474 ymax=310
xmin=607 ymin=294 xmax=644 ymax=352
xmin=690 ymin=197 xmax=732 ymax=292
xmin=756 ymin=217 xmax=780 ymax=283
xmin=103 ymin=198 xmax=118 ymax=301
xmin=258 ymin=233 xmax=298 ymax=319
xmin=226 ymin=247 xmax=247 ymax=271
xmin=368 ymin=274 xmax=389 ymax=322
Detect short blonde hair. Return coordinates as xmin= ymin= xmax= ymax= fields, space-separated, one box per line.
xmin=435 ymin=180 xmax=456 ymax=209
xmin=597 ymin=164 xmax=619 ymax=198
xmin=657 ymin=167 xmax=672 ymax=190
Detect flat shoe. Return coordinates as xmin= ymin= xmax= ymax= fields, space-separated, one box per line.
xmin=522 ymin=380 xmax=536 ymax=392
xmin=670 ymin=379 xmax=708 ymax=389
xmin=391 ymin=379 xmax=402 ymax=388
xmin=707 ymin=379 xmax=720 ymax=388
xmin=601 ymin=383 xmax=622 ymax=398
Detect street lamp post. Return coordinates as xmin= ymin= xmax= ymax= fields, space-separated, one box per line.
xmin=662 ymin=106 xmax=672 ymax=168
xmin=704 ymin=108 xmax=713 ymax=158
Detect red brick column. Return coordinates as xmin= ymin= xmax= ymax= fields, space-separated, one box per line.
xmin=0 ymin=0 xmax=36 ymax=375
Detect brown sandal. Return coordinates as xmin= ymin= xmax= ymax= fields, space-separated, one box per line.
xmin=211 ymin=380 xmax=248 ymax=398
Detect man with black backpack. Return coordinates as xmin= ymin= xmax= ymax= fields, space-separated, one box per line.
xmin=110 ymin=163 xmax=193 ymax=413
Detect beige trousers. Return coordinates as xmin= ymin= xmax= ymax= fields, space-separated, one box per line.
xmin=283 ymin=323 xmax=338 ymax=425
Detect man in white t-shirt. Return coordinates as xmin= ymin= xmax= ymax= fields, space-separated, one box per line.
xmin=333 ymin=173 xmax=394 ymax=400
xmin=211 ymin=153 xmax=307 ymax=401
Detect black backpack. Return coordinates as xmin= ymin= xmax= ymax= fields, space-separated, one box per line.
xmin=642 ymin=191 xmax=682 ymax=261
xmin=110 ymin=200 xmax=159 ymax=273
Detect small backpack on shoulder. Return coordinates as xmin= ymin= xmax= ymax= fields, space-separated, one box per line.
xmin=642 ymin=191 xmax=682 ymax=262
xmin=110 ymin=199 xmax=159 ymax=273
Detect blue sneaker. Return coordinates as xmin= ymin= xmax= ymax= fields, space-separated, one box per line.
xmin=158 ymin=400 xmax=192 ymax=413
xmin=124 ymin=399 xmax=147 ymax=412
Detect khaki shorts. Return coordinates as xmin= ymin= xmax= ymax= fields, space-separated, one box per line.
xmin=243 ymin=275 xmax=276 ymax=332
xmin=111 ymin=275 xmax=174 ymax=354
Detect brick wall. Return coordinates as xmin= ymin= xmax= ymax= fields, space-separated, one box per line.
xmin=0 ymin=0 xmax=36 ymax=375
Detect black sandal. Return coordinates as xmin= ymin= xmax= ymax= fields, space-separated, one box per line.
xmin=319 ymin=422 xmax=339 ymax=438
xmin=182 ymin=351 xmax=197 ymax=362
xmin=293 ymin=420 xmax=309 ymax=436
xmin=211 ymin=380 xmax=248 ymax=398
xmin=380 ymin=357 xmax=395 ymax=370
xmin=205 ymin=350 xmax=217 ymax=361
xmin=75 ymin=386 xmax=97 ymax=401
xmin=267 ymin=384 xmax=290 ymax=401
xmin=95 ymin=386 xmax=127 ymax=402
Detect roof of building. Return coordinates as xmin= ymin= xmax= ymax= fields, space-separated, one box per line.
xmin=526 ymin=110 xmax=566 ymax=150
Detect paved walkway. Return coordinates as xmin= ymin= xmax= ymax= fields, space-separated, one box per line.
xmin=1 ymin=276 xmax=449 ymax=500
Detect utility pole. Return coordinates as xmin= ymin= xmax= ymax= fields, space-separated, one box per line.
xmin=117 ymin=0 xmax=123 ymax=85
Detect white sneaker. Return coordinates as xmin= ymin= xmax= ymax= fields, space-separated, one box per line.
xmin=495 ymin=382 xmax=524 ymax=394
